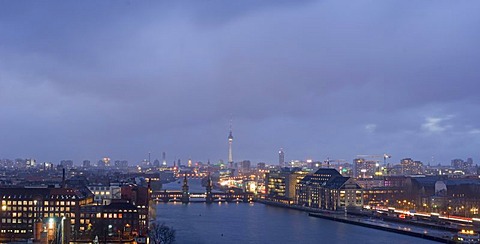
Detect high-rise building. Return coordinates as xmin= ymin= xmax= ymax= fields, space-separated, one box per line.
xmin=188 ymin=158 xmax=192 ymax=168
xmin=266 ymin=168 xmax=306 ymax=204
xmin=162 ymin=152 xmax=167 ymax=166
xmin=239 ymin=160 xmax=251 ymax=174
xmin=60 ymin=160 xmax=74 ymax=169
xmin=228 ymin=127 xmax=234 ymax=168
xmin=400 ymin=158 xmax=424 ymax=175
xmin=114 ymin=160 xmax=128 ymax=168
xmin=26 ymin=158 xmax=36 ymax=168
xmin=83 ymin=160 xmax=91 ymax=168
xmin=353 ymin=158 xmax=377 ymax=178
xmin=279 ymin=148 xmax=285 ymax=167
xmin=98 ymin=157 xmax=111 ymax=167
xmin=451 ymin=158 xmax=473 ymax=173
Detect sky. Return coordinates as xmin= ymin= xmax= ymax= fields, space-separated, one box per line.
xmin=1 ymin=1 xmax=480 ymax=165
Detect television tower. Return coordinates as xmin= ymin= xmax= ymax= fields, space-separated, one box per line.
xmin=228 ymin=121 xmax=234 ymax=169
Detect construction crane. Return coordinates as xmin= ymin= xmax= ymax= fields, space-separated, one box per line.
xmin=324 ymin=158 xmax=348 ymax=170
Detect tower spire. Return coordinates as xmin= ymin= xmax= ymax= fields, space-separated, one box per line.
xmin=228 ymin=119 xmax=234 ymax=169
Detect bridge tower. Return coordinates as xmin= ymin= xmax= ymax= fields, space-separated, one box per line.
xmin=205 ymin=174 xmax=214 ymax=204
xmin=181 ymin=175 xmax=190 ymax=204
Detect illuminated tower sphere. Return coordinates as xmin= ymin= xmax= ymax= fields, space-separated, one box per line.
xmin=228 ymin=130 xmax=233 ymax=167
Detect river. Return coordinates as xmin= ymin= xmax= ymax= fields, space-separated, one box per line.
xmin=156 ymin=179 xmax=437 ymax=244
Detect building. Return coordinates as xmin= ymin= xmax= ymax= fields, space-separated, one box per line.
xmin=60 ymin=160 xmax=74 ymax=169
xmin=353 ymin=158 xmax=377 ymax=178
xmin=295 ymin=168 xmax=363 ymax=211
xmin=162 ymin=152 xmax=167 ymax=166
xmin=238 ymin=160 xmax=251 ymax=175
xmin=398 ymin=158 xmax=424 ymax=175
xmin=153 ymin=159 xmax=160 ymax=167
xmin=265 ymin=168 xmax=306 ymax=204
xmin=451 ymin=158 xmax=474 ymax=174
xmin=114 ymin=160 xmax=128 ymax=168
xmin=88 ymin=184 xmax=122 ymax=205
xmin=26 ymin=159 xmax=36 ymax=169
xmin=0 ymin=186 xmax=94 ymax=242
xmin=121 ymin=184 xmax=150 ymax=236
xmin=257 ymin=162 xmax=266 ymax=170
xmin=97 ymin=157 xmax=111 ymax=168
xmin=79 ymin=200 xmax=140 ymax=241
xmin=279 ymin=149 xmax=285 ymax=167
xmin=404 ymin=176 xmax=480 ymax=216
xmin=83 ymin=160 xmax=91 ymax=168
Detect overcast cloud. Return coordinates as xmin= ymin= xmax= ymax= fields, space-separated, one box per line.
xmin=1 ymin=1 xmax=480 ymax=165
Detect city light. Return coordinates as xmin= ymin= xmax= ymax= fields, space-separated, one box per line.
xmin=48 ymin=218 xmax=55 ymax=229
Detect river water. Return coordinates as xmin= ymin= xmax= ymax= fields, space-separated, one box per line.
xmin=156 ymin=179 xmax=437 ymax=244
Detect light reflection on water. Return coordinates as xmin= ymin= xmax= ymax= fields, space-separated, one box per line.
xmin=156 ymin=180 xmax=437 ymax=244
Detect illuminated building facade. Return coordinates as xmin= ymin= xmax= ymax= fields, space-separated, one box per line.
xmin=399 ymin=158 xmax=424 ymax=175
xmin=296 ymin=168 xmax=363 ymax=210
xmin=0 ymin=183 xmax=150 ymax=242
xmin=0 ymin=186 xmax=94 ymax=242
xmin=120 ymin=184 xmax=151 ymax=236
xmin=266 ymin=169 xmax=307 ymax=204
xmin=78 ymin=201 xmax=140 ymax=241
xmin=88 ymin=183 xmax=122 ymax=205
xmin=353 ymin=158 xmax=377 ymax=178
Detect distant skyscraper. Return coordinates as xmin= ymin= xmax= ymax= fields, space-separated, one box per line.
xmin=26 ymin=158 xmax=36 ymax=168
xmin=162 ymin=152 xmax=167 ymax=166
xmin=279 ymin=148 xmax=285 ymax=167
xmin=83 ymin=160 xmax=91 ymax=168
xmin=98 ymin=157 xmax=110 ymax=167
xmin=228 ymin=125 xmax=234 ymax=168
xmin=114 ymin=160 xmax=128 ymax=168
xmin=60 ymin=160 xmax=74 ymax=169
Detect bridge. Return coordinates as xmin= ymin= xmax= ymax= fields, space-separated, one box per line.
xmin=151 ymin=191 xmax=253 ymax=203
xmin=151 ymin=175 xmax=254 ymax=203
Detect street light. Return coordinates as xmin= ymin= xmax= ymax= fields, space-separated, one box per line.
xmin=104 ymin=224 xmax=113 ymax=243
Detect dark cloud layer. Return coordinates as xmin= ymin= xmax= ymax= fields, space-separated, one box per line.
xmin=1 ymin=1 xmax=480 ymax=165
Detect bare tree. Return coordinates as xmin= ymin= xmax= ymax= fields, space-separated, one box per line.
xmin=149 ymin=222 xmax=176 ymax=244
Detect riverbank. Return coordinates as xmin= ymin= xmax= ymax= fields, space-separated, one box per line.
xmin=308 ymin=212 xmax=452 ymax=243
xmin=256 ymin=199 xmax=454 ymax=243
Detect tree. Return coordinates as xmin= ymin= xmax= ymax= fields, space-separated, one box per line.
xmin=149 ymin=222 xmax=176 ymax=244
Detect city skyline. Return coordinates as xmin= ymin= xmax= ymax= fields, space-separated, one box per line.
xmin=1 ymin=1 xmax=480 ymax=165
